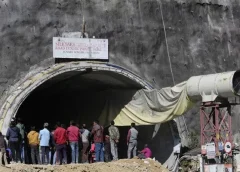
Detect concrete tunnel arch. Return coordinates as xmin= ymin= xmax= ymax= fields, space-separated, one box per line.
xmin=0 ymin=61 xmax=153 ymax=134
xmin=0 ymin=61 xmax=180 ymax=163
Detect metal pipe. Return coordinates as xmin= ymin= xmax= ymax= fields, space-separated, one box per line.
xmin=186 ymin=70 xmax=240 ymax=102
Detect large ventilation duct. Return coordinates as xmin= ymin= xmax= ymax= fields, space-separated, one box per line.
xmin=114 ymin=70 xmax=240 ymax=126
xmin=186 ymin=70 xmax=240 ymax=102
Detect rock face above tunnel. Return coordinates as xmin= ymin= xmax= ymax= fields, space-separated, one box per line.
xmin=0 ymin=0 xmax=240 ymax=141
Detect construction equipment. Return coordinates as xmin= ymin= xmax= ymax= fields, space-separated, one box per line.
xmin=186 ymin=70 xmax=240 ymax=171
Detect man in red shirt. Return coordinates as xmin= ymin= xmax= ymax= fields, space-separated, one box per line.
xmin=67 ymin=120 xmax=81 ymax=164
xmin=54 ymin=122 xmax=67 ymax=165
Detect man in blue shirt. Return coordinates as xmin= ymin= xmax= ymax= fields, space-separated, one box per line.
xmin=39 ymin=123 xmax=50 ymax=164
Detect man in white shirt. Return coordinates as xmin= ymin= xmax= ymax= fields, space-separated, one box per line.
xmin=39 ymin=123 xmax=50 ymax=164
xmin=127 ymin=123 xmax=138 ymax=159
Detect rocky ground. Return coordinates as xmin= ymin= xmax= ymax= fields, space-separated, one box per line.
xmin=0 ymin=158 xmax=169 ymax=172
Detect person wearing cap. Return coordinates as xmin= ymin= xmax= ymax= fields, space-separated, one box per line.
xmin=39 ymin=122 xmax=51 ymax=164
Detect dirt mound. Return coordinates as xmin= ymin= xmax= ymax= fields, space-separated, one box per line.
xmin=0 ymin=159 xmax=169 ymax=172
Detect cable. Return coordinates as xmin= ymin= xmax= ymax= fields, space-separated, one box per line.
xmin=158 ymin=0 xmax=175 ymax=86
xmin=158 ymin=0 xmax=189 ymax=137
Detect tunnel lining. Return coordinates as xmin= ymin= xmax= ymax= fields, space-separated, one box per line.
xmin=0 ymin=62 xmax=153 ymax=134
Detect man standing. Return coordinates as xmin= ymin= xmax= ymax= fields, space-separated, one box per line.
xmin=91 ymin=120 xmax=104 ymax=162
xmin=67 ymin=120 xmax=80 ymax=164
xmin=108 ymin=121 xmax=120 ymax=161
xmin=80 ymin=124 xmax=90 ymax=163
xmin=50 ymin=126 xmax=57 ymax=165
xmin=27 ymin=126 xmax=40 ymax=164
xmin=39 ymin=122 xmax=50 ymax=164
xmin=16 ymin=118 xmax=25 ymax=163
xmin=127 ymin=123 xmax=138 ymax=159
xmin=6 ymin=121 xmax=21 ymax=163
xmin=54 ymin=122 xmax=67 ymax=165
xmin=0 ymin=132 xmax=8 ymax=166
xmin=104 ymin=135 xmax=111 ymax=162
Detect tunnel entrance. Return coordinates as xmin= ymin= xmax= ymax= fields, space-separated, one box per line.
xmin=0 ymin=62 xmax=152 ymax=133
xmin=15 ymin=70 xmax=143 ymax=130
xmin=0 ymin=62 xmax=177 ymax=163
xmin=16 ymin=69 xmax=149 ymax=160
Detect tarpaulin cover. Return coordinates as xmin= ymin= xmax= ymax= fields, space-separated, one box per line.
xmin=111 ymin=81 xmax=194 ymax=126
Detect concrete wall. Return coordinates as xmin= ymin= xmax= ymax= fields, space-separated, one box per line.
xmin=1 ymin=0 xmax=240 ymax=143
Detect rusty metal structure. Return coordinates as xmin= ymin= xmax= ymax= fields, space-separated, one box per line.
xmin=200 ymin=102 xmax=232 ymax=156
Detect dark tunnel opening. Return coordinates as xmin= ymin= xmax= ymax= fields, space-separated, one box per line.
xmin=15 ymin=70 xmax=175 ymax=162
xmin=233 ymin=70 xmax=240 ymax=95
xmin=16 ymin=70 xmax=142 ymax=127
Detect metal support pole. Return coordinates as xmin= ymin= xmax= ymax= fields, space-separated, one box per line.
xmin=215 ymin=105 xmax=220 ymax=155
xmin=200 ymin=106 xmax=205 ymax=146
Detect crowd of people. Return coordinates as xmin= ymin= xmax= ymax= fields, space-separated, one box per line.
xmin=0 ymin=118 xmax=152 ymax=166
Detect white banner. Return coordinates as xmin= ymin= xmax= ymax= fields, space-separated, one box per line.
xmin=53 ymin=37 xmax=108 ymax=59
